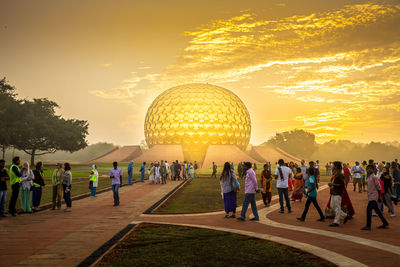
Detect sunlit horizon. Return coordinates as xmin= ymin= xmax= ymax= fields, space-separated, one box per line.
xmin=1 ymin=0 xmax=399 ymax=146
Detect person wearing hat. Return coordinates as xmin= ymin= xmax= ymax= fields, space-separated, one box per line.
xmin=351 ymin=161 xmax=365 ymax=193
xmin=51 ymin=163 xmax=64 ymax=210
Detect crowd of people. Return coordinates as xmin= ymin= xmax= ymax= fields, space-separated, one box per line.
xmin=1 ymin=154 xmax=399 ymax=232
xmin=0 ymin=156 xmax=74 ymax=216
xmin=0 ymin=157 xmax=202 ymax=217
xmin=143 ymin=160 xmax=199 ymax=184
xmin=219 ymin=158 xmax=400 ymax=230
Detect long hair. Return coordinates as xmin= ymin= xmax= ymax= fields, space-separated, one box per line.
xmin=220 ymin=162 xmax=232 ymax=181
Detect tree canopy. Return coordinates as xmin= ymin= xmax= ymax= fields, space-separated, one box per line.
xmin=0 ymin=77 xmax=89 ymax=165
xmin=265 ymin=129 xmax=317 ymax=159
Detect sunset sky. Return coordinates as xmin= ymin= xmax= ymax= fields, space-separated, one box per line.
xmin=1 ymin=0 xmax=399 ymax=146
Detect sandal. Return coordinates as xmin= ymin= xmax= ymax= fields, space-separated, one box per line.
xmin=224 ymin=214 xmax=230 ymax=218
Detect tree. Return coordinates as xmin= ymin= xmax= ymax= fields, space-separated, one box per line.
xmin=13 ymin=98 xmax=89 ymax=166
xmin=266 ymin=129 xmax=317 ymax=159
xmin=0 ymin=78 xmax=21 ymax=160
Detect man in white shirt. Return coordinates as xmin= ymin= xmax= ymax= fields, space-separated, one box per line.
xmin=351 ymin=161 xmax=365 ymax=193
xmin=274 ymin=159 xmax=292 ymax=213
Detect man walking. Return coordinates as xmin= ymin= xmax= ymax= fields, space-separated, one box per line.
xmin=237 ymin=162 xmax=259 ymax=221
xmin=361 ymin=165 xmax=389 ymax=230
xmin=211 ymin=162 xmax=217 ymax=178
xmin=160 ymin=160 xmax=167 ymax=184
xmin=328 ymin=161 xmax=350 ymax=227
xmin=140 ymin=162 xmax=146 ymax=183
xmin=0 ymin=160 xmax=10 ymax=218
xmin=109 ymin=162 xmax=123 ymax=206
xmin=174 ymin=160 xmax=181 ymax=181
xmin=352 ymin=161 xmax=365 ymax=193
xmin=274 ymin=159 xmax=292 ymax=213
xmin=194 ymin=161 xmax=198 ymax=178
xmin=128 ymin=161 xmax=134 ymax=185
xmin=51 ymin=163 xmax=63 ymax=210
xmin=392 ymin=162 xmax=400 ymax=204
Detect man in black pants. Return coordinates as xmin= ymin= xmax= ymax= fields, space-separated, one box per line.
xmin=8 ymin=156 xmax=21 ymax=216
xmin=297 ymin=167 xmax=325 ymax=222
xmin=361 ymin=165 xmax=389 ymax=230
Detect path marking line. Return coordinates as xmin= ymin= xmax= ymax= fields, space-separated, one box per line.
xmin=131 ymin=220 xmax=366 ymax=267
xmin=259 ymin=185 xmax=400 ymax=256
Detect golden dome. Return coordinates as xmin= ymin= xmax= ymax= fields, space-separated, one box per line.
xmin=144 ymin=83 xmax=251 ymax=162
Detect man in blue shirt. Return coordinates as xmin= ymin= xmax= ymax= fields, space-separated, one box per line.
xmin=140 ymin=162 xmax=146 ymax=183
xmin=127 ymin=161 xmax=133 ymax=185
xmin=297 ymin=167 xmax=325 ymax=222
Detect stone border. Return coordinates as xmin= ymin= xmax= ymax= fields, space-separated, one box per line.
xmin=77 ymin=223 xmax=138 ymax=267
xmin=142 ymin=179 xmax=190 ymax=214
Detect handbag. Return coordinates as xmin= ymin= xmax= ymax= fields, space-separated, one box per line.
xmin=89 ymin=181 xmax=93 ymax=189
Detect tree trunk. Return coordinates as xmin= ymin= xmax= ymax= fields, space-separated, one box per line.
xmin=30 ymin=149 xmax=36 ymax=167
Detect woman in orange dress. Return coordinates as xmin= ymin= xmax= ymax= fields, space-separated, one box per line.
xmin=260 ymin=164 xmax=272 ymax=207
xmin=291 ymin=167 xmax=304 ymax=201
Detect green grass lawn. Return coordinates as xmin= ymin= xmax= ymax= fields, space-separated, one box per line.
xmin=157 ymin=174 xmax=331 ymax=213
xmin=96 ymin=223 xmax=331 ymax=267
xmin=157 ymin=177 xmax=265 ymax=213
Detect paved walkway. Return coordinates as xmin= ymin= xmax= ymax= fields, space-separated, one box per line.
xmin=0 ymin=181 xmax=181 ymax=266
xmin=1 ymin=180 xmax=399 ymax=266
xmin=139 ymin=183 xmax=400 ymax=267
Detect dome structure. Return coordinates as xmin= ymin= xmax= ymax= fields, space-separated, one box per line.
xmin=144 ymin=83 xmax=251 ymax=163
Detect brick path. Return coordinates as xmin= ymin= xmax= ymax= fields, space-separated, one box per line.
xmin=1 ymin=180 xmax=399 ymax=267
xmin=139 ymin=182 xmax=400 ymax=267
xmin=0 ymin=181 xmax=181 ymax=266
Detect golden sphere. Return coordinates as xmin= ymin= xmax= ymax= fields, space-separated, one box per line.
xmin=144 ymin=83 xmax=251 ymax=162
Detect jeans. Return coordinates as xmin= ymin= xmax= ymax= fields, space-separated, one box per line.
xmin=366 ymin=200 xmax=388 ymax=228
xmin=63 ymin=184 xmax=72 ymax=208
xmin=301 ymin=196 xmax=324 ymax=220
xmin=52 ymin=185 xmax=62 ymax=209
xmin=91 ymin=186 xmax=97 ymax=197
xmin=8 ymin=183 xmax=20 ymax=215
xmin=0 ymin=190 xmax=7 ymax=216
xmin=112 ymin=184 xmax=120 ymax=205
xmin=240 ymin=193 xmax=259 ymax=220
xmin=278 ymin=188 xmax=291 ymax=211
xmin=32 ymin=186 xmax=42 ymax=208
xmin=141 ymin=172 xmax=145 ymax=182
xmin=128 ymin=173 xmax=132 ymax=185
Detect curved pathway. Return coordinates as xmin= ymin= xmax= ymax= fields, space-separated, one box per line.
xmin=0 ymin=180 xmax=399 ymax=266
xmin=139 ymin=183 xmax=400 ymax=267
